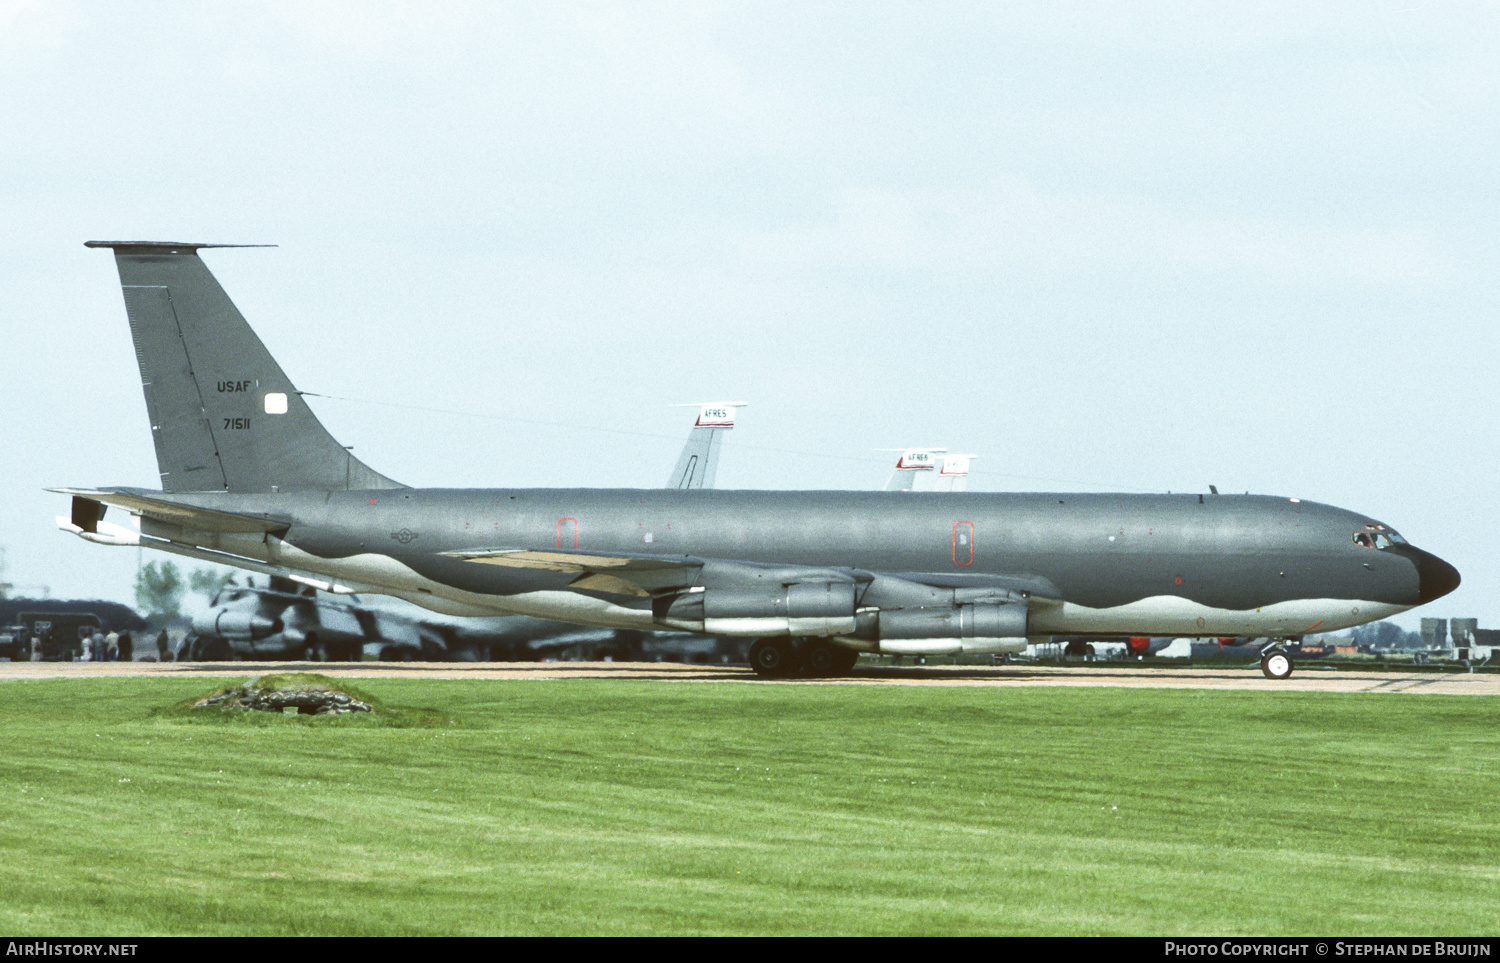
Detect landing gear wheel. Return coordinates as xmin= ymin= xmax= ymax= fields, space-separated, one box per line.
xmin=748 ymin=638 xmax=800 ymax=678
xmin=803 ymin=640 xmax=858 ymax=677
xmin=1261 ymin=650 xmax=1294 ymax=680
xmin=187 ymin=635 xmax=233 ymax=662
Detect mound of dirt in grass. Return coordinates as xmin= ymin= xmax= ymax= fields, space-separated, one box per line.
xmin=194 ymin=674 xmax=375 ymax=715
xmin=163 ymin=673 xmax=452 ymax=727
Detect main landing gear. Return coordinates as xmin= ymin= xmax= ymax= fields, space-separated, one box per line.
xmin=1260 ymin=644 xmax=1295 ymax=680
xmin=748 ymin=638 xmax=859 ymax=679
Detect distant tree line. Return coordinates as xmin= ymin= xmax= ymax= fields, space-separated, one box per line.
xmin=133 ymin=561 xmax=236 ymax=621
xmin=1319 ymin=621 xmax=1424 ymax=649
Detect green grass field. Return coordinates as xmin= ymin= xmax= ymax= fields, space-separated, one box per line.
xmin=0 ymin=676 xmax=1495 ymax=935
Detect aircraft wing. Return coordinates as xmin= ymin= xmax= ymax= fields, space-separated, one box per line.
xmin=440 ymin=547 xmax=704 ymax=598
xmin=50 ymin=487 xmax=291 ymax=534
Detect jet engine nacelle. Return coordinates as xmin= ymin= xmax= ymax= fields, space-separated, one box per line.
xmin=829 ymin=574 xmax=1031 ymax=655
xmin=656 ymin=567 xmax=1030 ymax=652
xmin=862 ymin=601 xmax=1028 ymax=656
xmin=192 ymin=610 xmax=281 ymax=640
xmin=661 ymin=580 xmax=857 ymax=637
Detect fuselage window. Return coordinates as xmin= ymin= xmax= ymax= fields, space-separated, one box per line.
xmin=1353 ymin=532 xmax=1375 ymax=549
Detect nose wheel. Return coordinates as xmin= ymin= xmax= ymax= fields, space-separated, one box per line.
xmin=1260 ymin=648 xmax=1294 ymax=680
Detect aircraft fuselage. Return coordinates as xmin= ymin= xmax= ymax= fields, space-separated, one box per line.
xmin=127 ymin=486 xmax=1457 ymax=640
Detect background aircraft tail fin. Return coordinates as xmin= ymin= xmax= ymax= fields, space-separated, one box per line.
xmin=881 ymin=448 xmax=945 ymax=492
xmin=934 ymin=454 xmax=974 ymax=492
xmin=666 ymin=402 xmax=745 ymax=490
xmin=87 ymin=241 xmax=405 ymax=494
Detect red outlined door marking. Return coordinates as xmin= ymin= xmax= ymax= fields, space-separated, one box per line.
xmin=557 ymin=517 xmax=578 ymax=549
xmin=953 ymin=521 xmax=974 ymax=566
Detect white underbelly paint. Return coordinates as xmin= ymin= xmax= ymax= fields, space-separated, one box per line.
xmin=1029 ymin=594 xmax=1411 ymax=636
xmin=170 ymin=537 xmax=1416 ymax=640
xmin=270 ymin=542 xmax=659 ymax=630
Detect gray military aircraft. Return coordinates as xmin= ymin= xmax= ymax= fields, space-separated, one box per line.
xmin=189 ymin=575 xmax=377 ymax=661
xmin=189 ymin=575 xmax=640 ymax=662
xmin=55 ymin=242 xmax=1460 ymax=681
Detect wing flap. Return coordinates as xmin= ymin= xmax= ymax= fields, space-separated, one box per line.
xmin=440 ymin=547 xmax=701 ymax=597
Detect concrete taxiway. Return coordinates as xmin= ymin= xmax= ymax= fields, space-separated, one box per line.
xmin=0 ymin=660 xmax=1496 ymax=695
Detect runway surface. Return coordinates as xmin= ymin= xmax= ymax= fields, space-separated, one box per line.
xmin=0 ymin=660 xmax=1496 ymax=694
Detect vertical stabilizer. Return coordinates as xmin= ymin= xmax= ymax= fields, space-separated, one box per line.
xmin=87 ymin=242 xmax=404 ymax=493
xmin=934 ymin=454 xmax=975 ymax=492
xmin=666 ymin=402 xmax=745 ymax=489
xmin=881 ymin=448 xmax=945 ymax=492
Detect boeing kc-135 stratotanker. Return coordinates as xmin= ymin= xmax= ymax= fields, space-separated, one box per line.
xmin=56 ymin=242 xmax=1460 ymax=680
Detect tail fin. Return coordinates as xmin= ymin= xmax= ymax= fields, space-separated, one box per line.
xmin=87 ymin=241 xmax=404 ymax=494
xmin=666 ymin=402 xmax=745 ymax=490
xmin=934 ymin=454 xmax=974 ymax=492
xmin=880 ymin=448 xmax=944 ymax=492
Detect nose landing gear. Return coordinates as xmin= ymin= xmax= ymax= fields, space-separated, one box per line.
xmin=1260 ymin=646 xmax=1294 ymax=680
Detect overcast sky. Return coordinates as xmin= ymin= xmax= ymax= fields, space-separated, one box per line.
xmin=1 ymin=1 xmax=1494 ymax=628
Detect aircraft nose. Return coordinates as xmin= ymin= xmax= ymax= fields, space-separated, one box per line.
xmin=1412 ymin=548 xmax=1461 ymax=604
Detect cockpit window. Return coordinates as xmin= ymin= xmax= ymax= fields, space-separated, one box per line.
xmin=1354 ymin=526 xmax=1407 ymax=550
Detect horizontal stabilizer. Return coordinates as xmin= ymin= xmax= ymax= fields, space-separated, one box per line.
xmin=84 ymin=241 xmax=277 ymax=252
xmin=55 ymin=515 xmax=140 ymax=547
xmin=49 ymin=487 xmax=290 ymax=534
xmin=54 ymin=512 xmax=361 ymax=594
